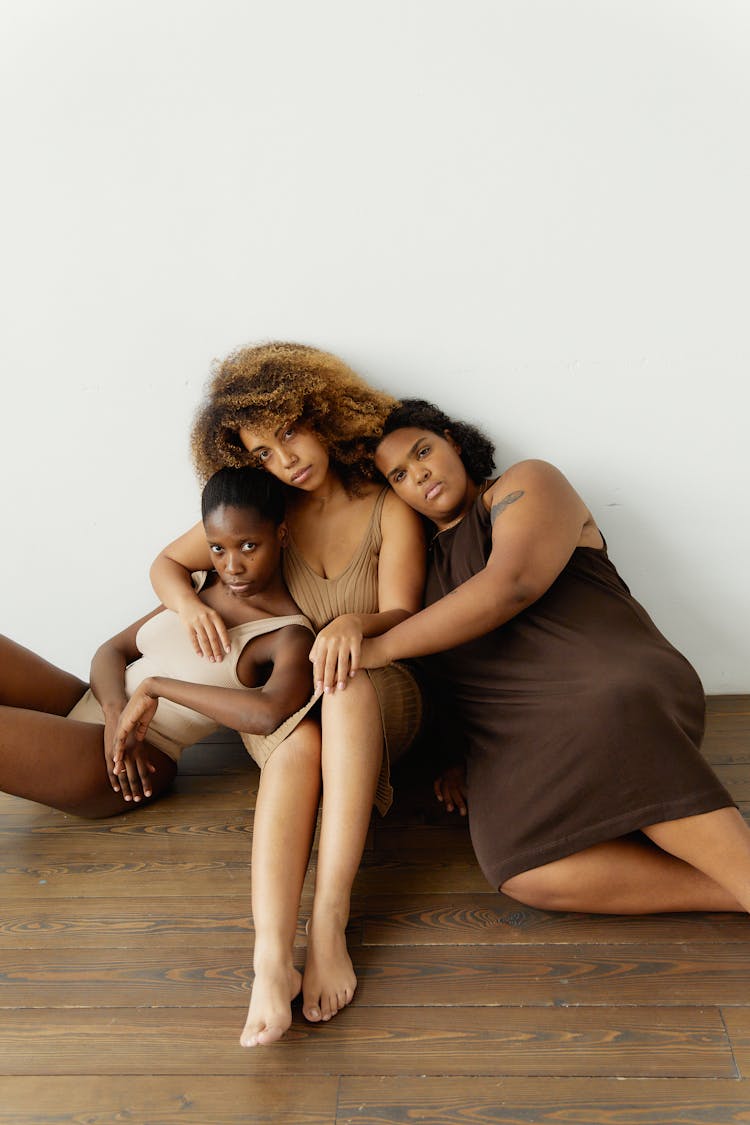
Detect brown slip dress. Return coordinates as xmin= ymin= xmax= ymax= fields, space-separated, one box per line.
xmin=425 ymin=488 xmax=735 ymax=889
xmin=282 ymin=487 xmax=423 ymax=815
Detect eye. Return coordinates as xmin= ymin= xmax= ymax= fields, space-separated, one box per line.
xmin=241 ymin=542 xmax=257 ymax=552
xmin=392 ymin=470 xmax=406 ymax=484
xmin=255 ymin=448 xmax=271 ymax=464
xmin=209 ymin=544 xmax=223 ymax=555
xmin=417 ymin=445 xmax=431 ymax=460
xmin=282 ymin=426 xmax=295 ymax=441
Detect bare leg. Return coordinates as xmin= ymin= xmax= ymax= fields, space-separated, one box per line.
xmin=241 ymin=720 xmax=322 ymax=1047
xmin=0 ymin=635 xmax=176 ymax=817
xmin=501 ymin=832 xmax=745 ymax=914
xmin=0 ymin=634 xmax=88 ymax=713
xmin=302 ymin=674 xmax=383 ymax=1023
xmin=644 ymin=806 xmax=750 ymax=911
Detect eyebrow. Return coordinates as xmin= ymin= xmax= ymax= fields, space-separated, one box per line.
xmin=384 ymin=436 xmax=428 ymax=481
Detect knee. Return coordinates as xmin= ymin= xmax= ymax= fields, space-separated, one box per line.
xmin=500 ymin=866 xmax=572 ymax=912
xmin=274 ymin=720 xmax=322 ymax=771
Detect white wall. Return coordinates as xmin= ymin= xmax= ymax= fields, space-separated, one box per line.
xmin=1 ymin=0 xmax=748 ymax=689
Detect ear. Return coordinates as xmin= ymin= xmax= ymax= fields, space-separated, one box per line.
xmin=277 ymin=520 xmax=289 ymax=547
xmin=444 ymin=429 xmax=461 ymax=454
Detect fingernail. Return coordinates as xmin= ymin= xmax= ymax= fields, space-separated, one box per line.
xmin=337 ymin=681 xmax=345 ymax=691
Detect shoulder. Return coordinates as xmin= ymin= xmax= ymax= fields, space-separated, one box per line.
xmin=380 ymin=487 xmax=425 ymax=539
xmin=482 ymin=460 xmax=572 ymax=507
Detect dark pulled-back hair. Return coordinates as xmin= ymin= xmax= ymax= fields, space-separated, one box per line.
xmin=191 ymin=341 xmax=397 ymax=493
xmin=201 ymin=466 xmax=286 ymax=526
xmin=382 ymin=399 xmax=496 ymax=484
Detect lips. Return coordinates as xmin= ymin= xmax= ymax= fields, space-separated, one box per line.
xmin=227 ymin=581 xmax=253 ymax=595
xmin=291 ymin=466 xmax=312 ymax=485
xmin=424 ymin=481 xmax=443 ymax=502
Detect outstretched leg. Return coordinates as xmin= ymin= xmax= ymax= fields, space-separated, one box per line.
xmin=241 ymin=719 xmax=322 ymax=1047
xmin=0 ymin=635 xmax=176 ymax=817
xmin=302 ymin=674 xmax=383 ymax=1023
xmin=501 ymin=830 xmax=746 ymax=914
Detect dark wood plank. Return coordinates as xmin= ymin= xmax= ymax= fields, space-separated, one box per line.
xmin=337 ymin=1076 xmax=750 ymax=1124
xmin=0 ymin=895 xmax=260 ymax=949
xmin=359 ymin=892 xmax=750 ymax=945
xmin=0 ymin=1006 xmax=733 ymax=1077
xmin=0 ymin=1075 xmax=338 ymax=1124
xmin=721 ymin=1008 xmax=750 ymax=1078
xmin=0 ymin=858 xmax=255 ymax=897
xmin=350 ymin=945 xmax=750 ymax=1007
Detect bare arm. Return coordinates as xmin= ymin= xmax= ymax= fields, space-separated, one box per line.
xmin=310 ymin=492 xmax=426 ymax=691
xmin=150 ymin=522 xmax=230 ymax=660
xmin=360 ymin=461 xmax=593 ymax=666
xmin=113 ymin=625 xmax=314 ymax=761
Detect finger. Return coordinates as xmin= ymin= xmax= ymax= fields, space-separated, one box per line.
xmin=312 ymin=646 xmax=327 ymax=694
xmin=207 ymin=622 xmax=226 ymax=663
xmin=190 ymin=630 xmax=203 ymax=657
xmin=195 ymin=626 xmax=214 ymax=662
xmin=105 ymin=753 xmax=120 ymax=792
xmin=117 ymin=760 xmax=134 ymax=802
xmin=136 ymin=756 xmax=154 ymax=798
xmin=347 ymin=638 xmax=361 ymax=679
xmin=323 ymin=647 xmax=340 ymax=694
xmin=124 ymin=757 xmax=144 ymax=802
xmin=335 ymin=647 xmax=351 ymax=690
xmin=213 ymin=614 xmax=232 ymax=657
xmin=434 ymin=778 xmax=445 ymax=802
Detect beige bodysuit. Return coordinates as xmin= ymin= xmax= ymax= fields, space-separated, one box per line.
xmin=68 ymin=573 xmax=316 ymax=764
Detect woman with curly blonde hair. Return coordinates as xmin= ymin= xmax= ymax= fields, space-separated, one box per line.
xmin=151 ymin=342 xmax=425 ymax=1046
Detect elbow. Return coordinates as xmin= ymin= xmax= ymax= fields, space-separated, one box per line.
xmin=237 ymin=704 xmax=282 ymax=738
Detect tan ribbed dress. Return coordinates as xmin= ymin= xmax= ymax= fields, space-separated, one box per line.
xmin=282 ymin=487 xmax=423 ymax=814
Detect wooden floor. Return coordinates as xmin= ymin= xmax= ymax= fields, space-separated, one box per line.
xmin=2 ymin=698 xmax=750 ymax=1124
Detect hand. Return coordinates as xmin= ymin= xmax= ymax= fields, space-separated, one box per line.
xmin=309 ymin=614 xmax=364 ymax=694
xmin=178 ymin=599 xmax=231 ymax=662
xmin=111 ymin=686 xmax=159 ymax=800
xmin=434 ymin=765 xmax=468 ymax=816
xmin=105 ymin=714 xmax=156 ymax=803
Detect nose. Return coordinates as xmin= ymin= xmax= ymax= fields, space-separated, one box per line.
xmin=224 ymin=550 xmax=244 ymax=575
xmin=278 ymin=446 xmax=298 ymax=469
xmin=415 ymin=463 xmax=430 ymax=484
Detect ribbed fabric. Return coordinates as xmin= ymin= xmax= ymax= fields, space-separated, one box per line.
xmin=282 ymin=487 xmax=423 ymax=814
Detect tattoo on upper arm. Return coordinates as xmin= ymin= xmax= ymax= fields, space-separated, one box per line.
xmin=490 ymin=490 xmax=525 ymax=524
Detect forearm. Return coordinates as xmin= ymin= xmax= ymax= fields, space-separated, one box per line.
xmin=140 ymin=676 xmax=305 ymax=736
xmin=150 ymin=555 xmax=201 ymax=613
xmin=89 ymin=645 xmax=129 ymax=716
xmin=356 ymin=608 xmax=414 ymax=639
xmin=374 ymin=571 xmax=530 ymax=663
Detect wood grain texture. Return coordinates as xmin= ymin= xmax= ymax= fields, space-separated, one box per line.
xmin=338 ymin=1076 xmax=750 ymax=1124
xmin=1 ymin=703 xmax=749 ymax=1123
xmin=359 ymin=893 xmax=749 ymax=945
xmin=350 ymin=944 xmax=750 ymax=1007
xmin=0 ymin=1075 xmax=338 ymax=1124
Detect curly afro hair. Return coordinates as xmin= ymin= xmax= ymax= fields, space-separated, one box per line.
xmin=382 ymin=399 xmax=496 ymax=484
xmin=190 ymin=342 xmax=397 ymax=492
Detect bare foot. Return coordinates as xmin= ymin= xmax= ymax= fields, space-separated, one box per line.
xmin=302 ymin=920 xmax=357 ymax=1022
xmin=240 ymin=963 xmax=302 ymax=1047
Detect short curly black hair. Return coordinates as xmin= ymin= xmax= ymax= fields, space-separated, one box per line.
xmin=381 ymin=399 xmax=496 ymax=484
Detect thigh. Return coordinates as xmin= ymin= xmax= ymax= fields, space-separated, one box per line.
xmin=0 ymin=634 xmax=86 ymax=714
xmin=0 ymin=706 xmax=176 ymax=818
